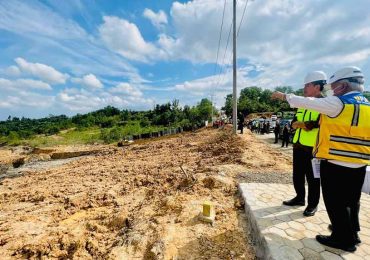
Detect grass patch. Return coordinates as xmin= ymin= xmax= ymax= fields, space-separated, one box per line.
xmin=1 ymin=123 xmax=181 ymax=147
xmin=24 ymin=127 xmax=102 ymax=147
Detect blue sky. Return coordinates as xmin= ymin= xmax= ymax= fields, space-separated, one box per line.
xmin=1 ymin=0 xmax=370 ymax=120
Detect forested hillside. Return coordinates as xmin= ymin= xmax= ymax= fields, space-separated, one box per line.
xmin=1 ymin=87 xmax=369 ymax=146
xmin=0 ymin=98 xmax=215 ymax=145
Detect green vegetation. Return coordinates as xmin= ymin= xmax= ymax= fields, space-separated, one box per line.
xmin=222 ymin=86 xmax=300 ymax=117
xmin=25 ymin=128 xmax=102 ymax=147
xmin=364 ymin=91 xmax=370 ymax=100
xmin=222 ymin=87 xmax=370 ymax=120
xmin=3 ymin=87 xmax=365 ymax=147
xmin=0 ymin=98 xmax=215 ymax=146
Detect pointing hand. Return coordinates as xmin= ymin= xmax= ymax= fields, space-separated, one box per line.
xmin=271 ymin=91 xmax=286 ymax=101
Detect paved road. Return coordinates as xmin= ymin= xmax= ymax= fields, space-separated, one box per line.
xmin=252 ymin=132 xmax=293 ymax=157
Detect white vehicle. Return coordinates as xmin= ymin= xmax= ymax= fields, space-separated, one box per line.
xmin=270 ymin=115 xmax=277 ymax=129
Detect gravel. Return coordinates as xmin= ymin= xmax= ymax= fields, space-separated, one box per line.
xmin=237 ymin=172 xmax=292 ymax=184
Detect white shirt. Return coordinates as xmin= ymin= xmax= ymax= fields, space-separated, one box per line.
xmin=286 ymin=94 xmax=344 ymax=117
xmin=286 ymin=91 xmax=366 ymax=168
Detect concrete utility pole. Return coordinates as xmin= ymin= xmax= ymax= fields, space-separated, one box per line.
xmin=232 ymin=0 xmax=237 ymax=134
xmin=211 ymin=93 xmax=214 ymax=125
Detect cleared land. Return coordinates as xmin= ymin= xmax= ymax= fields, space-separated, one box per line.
xmin=0 ymin=127 xmax=292 ymax=259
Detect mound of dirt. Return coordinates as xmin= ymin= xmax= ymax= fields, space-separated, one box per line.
xmin=0 ymin=127 xmax=292 ymax=259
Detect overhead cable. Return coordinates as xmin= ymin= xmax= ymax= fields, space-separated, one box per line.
xmin=215 ymin=0 xmax=251 ymax=93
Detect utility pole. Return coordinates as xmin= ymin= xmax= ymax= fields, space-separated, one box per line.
xmin=210 ymin=93 xmax=214 ymax=125
xmin=232 ymin=0 xmax=237 ymax=134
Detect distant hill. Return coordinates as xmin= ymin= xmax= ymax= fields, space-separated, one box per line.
xmin=0 ymin=99 xmax=215 ymax=146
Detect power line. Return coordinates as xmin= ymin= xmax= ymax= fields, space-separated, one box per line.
xmin=213 ymin=19 xmax=232 ymax=92
xmin=211 ymin=0 xmax=227 ymax=123
xmin=214 ymin=0 xmax=227 ymax=74
xmin=215 ymin=0 xmax=251 ymax=91
xmin=213 ymin=1 xmax=237 ymax=94
xmin=220 ymin=20 xmax=233 ymax=76
xmin=212 ymin=0 xmax=251 ymax=116
xmin=237 ymin=0 xmax=250 ymax=37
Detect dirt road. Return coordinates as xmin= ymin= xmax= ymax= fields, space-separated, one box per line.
xmin=0 ymin=127 xmax=292 ymax=259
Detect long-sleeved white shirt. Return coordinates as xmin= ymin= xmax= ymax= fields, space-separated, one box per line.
xmin=285 ymin=91 xmax=366 ymax=168
xmin=286 ymin=94 xmax=344 ymax=118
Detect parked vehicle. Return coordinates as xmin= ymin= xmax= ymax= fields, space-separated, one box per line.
xmin=270 ymin=115 xmax=277 ymax=130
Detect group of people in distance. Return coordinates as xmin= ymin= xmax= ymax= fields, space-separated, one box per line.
xmin=271 ymin=66 xmax=370 ymax=252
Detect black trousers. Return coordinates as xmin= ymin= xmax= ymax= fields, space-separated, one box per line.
xmin=320 ymin=160 xmax=366 ymax=245
xmin=274 ymin=132 xmax=279 ymax=143
xmin=282 ymin=136 xmax=289 ymax=147
xmin=292 ymin=146 xmax=320 ymax=207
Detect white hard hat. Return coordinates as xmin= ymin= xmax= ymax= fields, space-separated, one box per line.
xmin=304 ymin=71 xmax=327 ymax=84
xmin=328 ymin=66 xmax=364 ymax=84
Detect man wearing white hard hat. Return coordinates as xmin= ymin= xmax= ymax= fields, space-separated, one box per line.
xmin=282 ymin=71 xmax=326 ymax=219
xmin=272 ymin=66 xmax=370 ymax=252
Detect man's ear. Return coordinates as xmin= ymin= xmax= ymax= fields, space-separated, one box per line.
xmin=315 ymin=84 xmax=323 ymax=92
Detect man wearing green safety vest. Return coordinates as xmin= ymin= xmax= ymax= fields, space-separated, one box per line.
xmin=282 ymin=71 xmax=327 ymax=217
xmin=272 ymin=66 xmax=368 ymax=252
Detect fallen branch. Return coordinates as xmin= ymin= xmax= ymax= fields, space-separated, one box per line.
xmin=180 ymin=165 xmax=189 ymax=179
xmin=180 ymin=165 xmax=196 ymax=182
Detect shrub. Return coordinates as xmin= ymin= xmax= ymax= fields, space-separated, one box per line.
xmin=101 ymin=127 xmax=123 ymax=143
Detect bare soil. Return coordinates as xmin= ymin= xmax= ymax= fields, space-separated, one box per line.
xmin=0 ymin=127 xmax=292 ymax=259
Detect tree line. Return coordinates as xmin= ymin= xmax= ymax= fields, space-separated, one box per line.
xmin=222 ymin=86 xmax=370 ymax=118
xmin=223 ymin=86 xmax=301 ymax=117
xmin=0 ymin=98 xmax=215 ymax=144
xmin=1 ymin=87 xmax=369 ymax=144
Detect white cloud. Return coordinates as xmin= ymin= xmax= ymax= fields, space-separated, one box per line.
xmin=15 ymin=79 xmax=52 ymax=90
xmin=165 ymin=0 xmax=370 ymax=67
xmin=99 ymin=16 xmax=158 ymax=62
xmin=143 ymin=8 xmax=168 ymax=29
xmin=315 ymin=49 xmax=370 ymax=65
xmin=173 ymin=68 xmax=236 ymax=107
xmin=160 ymin=0 xmax=370 ymax=92
xmin=71 ymin=74 xmax=103 ymax=89
xmin=0 ymin=100 xmax=12 ymax=108
xmin=0 ymin=0 xmax=86 ymax=40
xmin=109 ymin=83 xmax=143 ymax=97
xmin=0 ymin=91 xmax=54 ymax=109
xmin=0 ymin=1 xmax=146 ymax=85
xmin=56 ymin=87 xmax=153 ymax=112
xmin=5 ymin=66 xmax=21 ymax=77
xmin=172 ymin=62 xmax=301 ymax=108
xmin=0 ymin=78 xmax=14 ymax=90
xmin=161 ymin=0 xmax=225 ymax=63
xmin=0 ymin=96 xmax=21 ymax=108
xmin=15 ymin=57 xmax=69 ymax=84
xmin=258 ymin=0 xmax=305 ymax=17
xmin=175 ymin=79 xmax=214 ymax=96
xmin=3 ymin=0 xmax=370 ymax=117
xmin=0 ymin=78 xmax=52 ymax=91
xmin=57 ymin=89 xmax=103 ymax=111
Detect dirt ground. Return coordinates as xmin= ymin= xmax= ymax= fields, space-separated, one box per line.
xmin=0 ymin=127 xmax=292 ymax=259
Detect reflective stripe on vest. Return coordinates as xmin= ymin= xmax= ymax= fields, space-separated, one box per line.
xmin=292 ymin=108 xmax=320 ymax=147
xmin=314 ymin=93 xmax=370 ymax=164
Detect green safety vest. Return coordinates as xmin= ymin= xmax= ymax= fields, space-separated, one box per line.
xmin=292 ymin=108 xmax=320 ymax=147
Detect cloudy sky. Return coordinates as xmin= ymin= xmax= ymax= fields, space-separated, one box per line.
xmin=0 ymin=0 xmax=370 ymax=120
